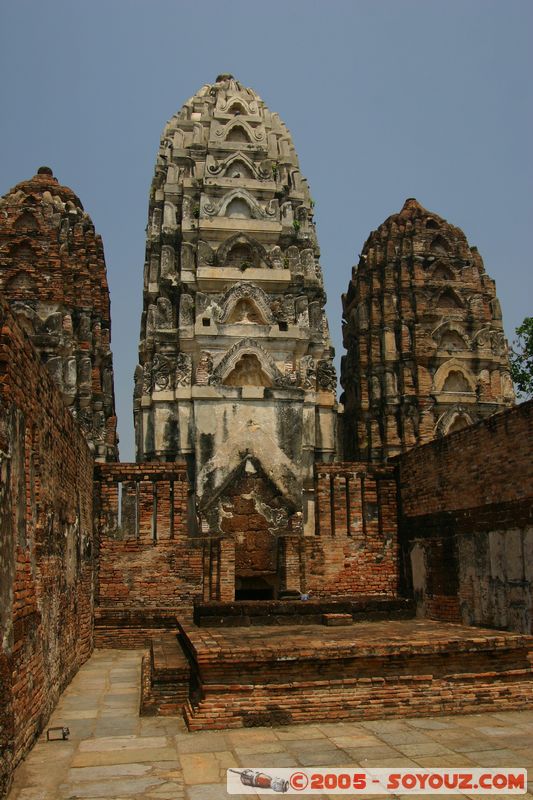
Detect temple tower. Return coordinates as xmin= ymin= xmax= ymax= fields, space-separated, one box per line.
xmin=0 ymin=167 xmax=118 ymax=461
xmin=341 ymin=198 xmax=514 ymax=461
xmin=134 ymin=74 xmax=337 ymax=579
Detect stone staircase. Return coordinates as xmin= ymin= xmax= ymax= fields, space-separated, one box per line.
xmin=184 ymin=665 xmax=533 ymax=730
xmin=140 ymin=634 xmax=190 ymax=716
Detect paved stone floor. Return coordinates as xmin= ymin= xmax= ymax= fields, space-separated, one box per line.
xmin=6 ymin=649 xmax=533 ymax=800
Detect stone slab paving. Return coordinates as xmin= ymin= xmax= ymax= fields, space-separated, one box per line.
xmin=6 ymin=650 xmax=533 ymax=800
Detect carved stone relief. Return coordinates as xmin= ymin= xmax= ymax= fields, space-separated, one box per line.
xmin=316 ymin=360 xmax=337 ymax=392
xmin=175 ymin=353 xmax=193 ymax=387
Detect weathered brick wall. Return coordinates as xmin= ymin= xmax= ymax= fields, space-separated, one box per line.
xmin=94 ymin=464 xmax=204 ymax=619
xmin=306 ymin=463 xmax=399 ymax=597
xmin=93 ymin=607 xmax=192 ymax=649
xmin=94 ymin=462 xmax=400 ymax=627
xmin=182 ymin=618 xmax=533 ymax=730
xmin=0 ymin=301 xmax=94 ymax=797
xmin=397 ymin=401 xmax=533 ymax=632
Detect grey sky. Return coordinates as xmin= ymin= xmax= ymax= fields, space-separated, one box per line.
xmin=1 ymin=0 xmax=531 ymax=461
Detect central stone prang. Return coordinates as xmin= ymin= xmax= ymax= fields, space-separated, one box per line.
xmin=134 ymin=74 xmax=337 ymax=595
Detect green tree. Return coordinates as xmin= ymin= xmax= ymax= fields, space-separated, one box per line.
xmin=509 ymin=317 xmax=533 ymax=399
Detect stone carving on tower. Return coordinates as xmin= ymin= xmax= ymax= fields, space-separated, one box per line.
xmin=0 ymin=167 xmax=118 ymax=461
xmin=341 ymin=198 xmax=514 ymax=461
xmin=134 ymin=74 xmax=337 ymax=567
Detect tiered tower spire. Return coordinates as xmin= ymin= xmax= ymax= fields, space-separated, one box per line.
xmin=0 ymin=167 xmax=118 ymax=461
xmin=135 ymin=75 xmax=336 ymax=547
xmin=341 ymin=198 xmax=514 ymax=461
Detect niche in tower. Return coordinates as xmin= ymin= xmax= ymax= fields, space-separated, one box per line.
xmin=225 ymin=240 xmax=257 ymax=268
xmin=227 ymin=298 xmax=266 ymax=325
xmin=226 ymin=197 xmax=252 ymax=219
xmin=226 ymin=124 xmax=251 ymax=143
xmin=224 ymin=353 xmax=272 ymax=387
xmin=225 ymin=159 xmax=253 ymax=179
xmin=442 ymin=370 xmax=471 ymax=393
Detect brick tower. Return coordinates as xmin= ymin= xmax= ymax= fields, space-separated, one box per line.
xmin=341 ymin=198 xmax=514 ymax=461
xmin=134 ymin=74 xmax=337 ymax=592
xmin=0 ymin=167 xmax=118 ymax=461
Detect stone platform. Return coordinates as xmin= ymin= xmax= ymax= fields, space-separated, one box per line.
xmin=94 ymin=607 xmax=192 ymax=649
xmin=140 ymin=635 xmax=191 ymax=716
xmin=179 ymin=618 xmax=533 ymax=731
xmin=193 ymin=596 xmax=415 ymax=627
xmin=7 ymin=650 xmax=533 ymax=800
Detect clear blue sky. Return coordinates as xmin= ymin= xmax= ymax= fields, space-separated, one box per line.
xmin=1 ymin=0 xmax=531 ymax=461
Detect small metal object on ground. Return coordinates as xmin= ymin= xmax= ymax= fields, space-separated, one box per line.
xmin=46 ymin=726 xmax=70 ymax=741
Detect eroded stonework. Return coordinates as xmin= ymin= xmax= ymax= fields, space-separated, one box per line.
xmin=0 ymin=167 xmax=118 ymax=461
xmin=341 ymin=198 xmax=514 ymax=461
xmin=1 ymin=80 xmax=533 ymax=794
xmin=135 ymin=74 xmax=337 ymax=550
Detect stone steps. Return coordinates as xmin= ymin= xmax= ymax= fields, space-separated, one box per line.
xmin=184 ymin=668 xmax=533 ymax=730
xmin=139 ymin=633 xmax=190 ymax=716
xmin=180 ymin=618 xmax=533 ymax=730
xmin=94 ymin=606 xmax=191 ymax=648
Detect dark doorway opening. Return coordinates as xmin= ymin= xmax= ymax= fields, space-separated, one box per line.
xmin=235 ymin=576 xmax=275 ymax=601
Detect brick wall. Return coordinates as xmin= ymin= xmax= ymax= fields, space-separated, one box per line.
xmin=0 ymin=301 xmax=94 ymax=797
xmin=397 ymin=401 xmax=533 ymax=632
xmin=306 ymin=463 xmax=399 ymax=597
xmin=94 ymin=464 xmax=204 ymax=641
xmin=94 ymin=461 xmax=400 ymax=630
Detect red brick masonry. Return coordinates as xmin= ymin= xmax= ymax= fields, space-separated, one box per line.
xmin=309 ymin=464 xmax=398 ymax=597
xmin=94 ymin=463 xmax=201 ymax=608
xmin=180 ymin=618 xmax=533 ymax=730
xmin=94 ymin=462 xmax=400 ymax=610
xmin=0 ymin=300 xmax=94 ymax=797
xmin=397 ymin=400 xmax=533 ymax=632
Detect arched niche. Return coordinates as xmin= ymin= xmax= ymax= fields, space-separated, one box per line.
xmin=211 ymin=339 xmax=283 ymax=387
xmin=434 ymin=360 xmax=476 ymax=393
xmin=425 ymin=218 xmax=439 ymax=230
xmin=226 ymin=241 xmax=255 ymax=266
xmin=224 ymin=159 xmax=253 ymax=179
xmin=14 ymin=211 xmax=38 ymax=231
xmin=217 ymin=233 xmax=267 ymax=268
xmin=226 ymin=298 xmax=267 ymax=325
xmin=217 ymin=283 xmax=274 ymax=325
xmin=226 ymin=124 xmax=251 ymax=143
xmin=5 ymin=270 xmax=38 ymax=298
xmin=228 ymin=100 xmax=247 ymax=115
xmin=432 ymin=321 xmax=470 ymax=350
xmin=442 ymin=371 xmax=470 ymax=392
xmin=430 ymin=234 xmax=450 ymax=255
xmin=436 ymin=407 xmax=475 ymax=437
xmin=431 ymin=262 xmax=454 ymax=281
xmin=218 ymin=188 xmax=263 ymax=220
xmin=447 ymin=415 xmax=470 ymax=434
xmin=224 ymin=353 xmax=273 ymax=387
xmin=437 ymin=288 xmax=463 ymax=309
xmin=226 ymin=197 xmax=252 ymax=219
xmin=10 ymin=242 xmax=35 ymax=262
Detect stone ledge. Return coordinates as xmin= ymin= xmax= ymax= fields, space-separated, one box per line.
xmin=322 ymin=613 xmax=353 ymax=626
